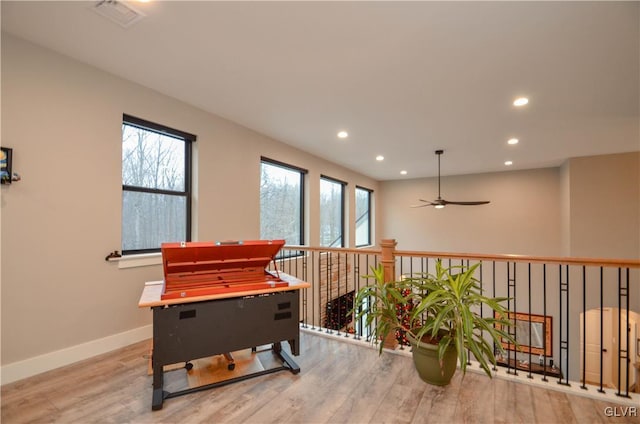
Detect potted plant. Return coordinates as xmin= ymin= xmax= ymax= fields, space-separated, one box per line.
xmin=352 ymin=260 xmax=517 ymax=385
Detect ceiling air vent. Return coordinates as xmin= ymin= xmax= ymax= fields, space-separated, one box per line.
xmin=93 ymin=0 xmax=145 ymax=28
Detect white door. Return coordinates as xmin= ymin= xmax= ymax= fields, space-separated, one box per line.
xmin=581 ymin=308 xmax=613 ymax=387
xmin=620 ymin=316 xmax=637 ymax=391
xmin=631 ymin=320 xmax=638 ymax=391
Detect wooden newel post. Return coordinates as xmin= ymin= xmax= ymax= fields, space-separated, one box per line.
xmin=380 ymin=239 xmax=398 ymax=350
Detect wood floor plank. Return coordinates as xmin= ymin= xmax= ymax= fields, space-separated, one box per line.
xmin=370 ymin=355 xmax=427 ymax=424
xmin=530 ymin=382 xmax=576 ymax=424
xmin=328 ymin=352 xmax=404 ymax=424
xmin=453 ymin=371 xmax=496 ymax=424
xmin=246 ymin=339 xmax=378 ymax=423
xmin=2 ymin=332 xmax=638 ymax=424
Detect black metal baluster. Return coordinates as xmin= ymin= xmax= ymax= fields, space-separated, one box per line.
xmin=598 ymin=267 xmax=605 ymax=393
xmin=410 ymin=256 xmax=415 ymax=277
xmin=367 ymin=253 xmax=373 ymax=342
xmin=618 ymin=268 xmax=622 ymax=396
xmin=492 ymin=261 xmax=498 ymax=372
xmin=624 ymin=267 xmax=630 ymax=397
xmin=302 ymin=251 xmax=308 ymax=329
xmin=527 ymin=263 xmax=533 ymax=379
xmin=286 ymin=250 xmax=291 ymax=275
xmin=581 ymin=266 xmax=587 ymax=390
xmin=507 ymin=262 xmax=517 ymax=375
xmin=479 ymin=261 xmax=484 ymax=370
xmin=311 ymin=251 xmax=317 ymax=331
xmin=336 ymin=252 xmax=342 ymax=336
xmin=323 ymin=252 xmax=328 ymax=333
xmin=373 ymin=252 xmax=379 ymax=347
xmin=327 ymin=251 xmax=334 ymax=334
xmin=354 ymin=253 xmax=361 ymax=341
xmin=397 ymin=255 xmax=405 ymax=350
xmin=616 ymin=267 xmax=631 ymax=398
xmin=542 ymin=264 xmax=548 ymax=382
xmin=345 ymin=252 xmax=352 ymax=339
xmin=558 ymin=264 xmax=570 ymax=386
xmin=344 ymin=253 xmax=351 ymax=339
xmin=467 ymin=258 xmax=472 ymax=366
xmin=357 ymin=253 xmax=366 ymax=342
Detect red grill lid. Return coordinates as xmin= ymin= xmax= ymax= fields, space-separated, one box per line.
xmin=161 ymin=239 xmax=285 ymax=281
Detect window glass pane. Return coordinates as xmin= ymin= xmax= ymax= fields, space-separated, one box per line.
xmin=355 ymin=187 xmax=371 ymax=246
xmin=260 ymin=161 xmax=302 ymax=245
xmin=122 ymin=191 xmax=187 ymax=251
xmin=320 ymin=178 xmax=343 ymax=247
xmin=122 ymin=124 xmax=185 ymax=192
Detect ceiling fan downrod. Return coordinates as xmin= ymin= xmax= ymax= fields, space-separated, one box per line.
xmin=410 ymin=148 xmax=490 ymax=209
xmin=436 ymin=149 xmax=443 ymax=200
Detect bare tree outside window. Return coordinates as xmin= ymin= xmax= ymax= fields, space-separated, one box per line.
xmin=121 ymin=116 xmax=194 ymax=253
xmin=355 ymin=187 xmax=372 ymax=246
xmin=122 ymin=125 xmax=184 ymax=190
xmin=320 ymin=177 xmax=344 ymax=247
xmin=260 ymin=160 xmax=303 ymax=245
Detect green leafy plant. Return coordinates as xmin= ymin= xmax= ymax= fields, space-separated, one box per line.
xmin=353 ymin=260 xmax=517 ymax=378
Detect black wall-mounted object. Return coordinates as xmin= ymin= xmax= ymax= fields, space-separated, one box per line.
xmin=1 ymin=147 xmax=13 ymax=185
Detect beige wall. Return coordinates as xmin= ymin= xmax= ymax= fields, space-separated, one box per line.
xmin=379 ymin=153 xmax=639 ymax=261
xmin=0 ymin=35 xmax=379 ymax=367
xmin=380 ymin=167 xmax=563 ymax=255
xmin=566 ymin=152 xmax=640 ymax=259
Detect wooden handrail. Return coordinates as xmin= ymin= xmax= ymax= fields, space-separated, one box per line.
xmin=283 ymin=245 xmax=381 ymax=255
xmin=283 ymin=244 xmax=640 ymax=269
xmin=394 ymin=250 xmax=640 ymax=269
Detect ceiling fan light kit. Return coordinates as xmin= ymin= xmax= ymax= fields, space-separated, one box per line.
xmin=412 ymin=150 xmax=490 ymax=209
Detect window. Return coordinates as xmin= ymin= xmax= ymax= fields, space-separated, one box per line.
xmin=355 ymin=186 xmax=372 ymax=247
xmin=121 ymin=114 xmax=195 ymax=254
xmin=260 ymin=158 xmax=306 ymax=246
xmin=320 ymin=176 xmax=345 ymax=247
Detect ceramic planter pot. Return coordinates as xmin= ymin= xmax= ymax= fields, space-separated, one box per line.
xmin=406 ymin=332 xmax=458 ymax=386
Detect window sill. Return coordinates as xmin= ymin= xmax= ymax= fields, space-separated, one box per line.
xmin=116 ymin=252 xmax=162 ymax=269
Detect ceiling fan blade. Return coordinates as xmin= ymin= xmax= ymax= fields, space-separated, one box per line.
xmin=415 ymin=150 xmax=491 ymax=208
xmin=441 ymin=200 xmax=490 ymax=206
xmin=412 ymin=199 xmax=436 ymax=207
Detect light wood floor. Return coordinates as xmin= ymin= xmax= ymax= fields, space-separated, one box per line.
xmin=2 ymin=331 xmax=639 ymax=424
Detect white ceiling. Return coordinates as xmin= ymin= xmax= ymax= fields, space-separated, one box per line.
xmin=2 ymin=1 xmax=638 ymax=180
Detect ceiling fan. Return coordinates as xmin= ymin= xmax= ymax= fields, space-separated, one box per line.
xmin=413 ymin=150 xmax=490 ymax=209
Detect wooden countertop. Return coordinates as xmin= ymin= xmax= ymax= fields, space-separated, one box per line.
xmin=138 ymin=272 xmax=311 ymax=308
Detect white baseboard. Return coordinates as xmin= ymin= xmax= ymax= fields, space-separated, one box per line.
xmin=0 ymin=325 xmax=152 ymax=385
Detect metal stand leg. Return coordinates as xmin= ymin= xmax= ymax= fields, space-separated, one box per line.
xmin=272 ymin=341 xmax=300 ymax=374
xmin=223 ymin=352 xmax=235 ymax=370
xmin=277 ymin=349 xmax=301 ymax=374
xmin=151 ymin=363 xmax=165 ymax=411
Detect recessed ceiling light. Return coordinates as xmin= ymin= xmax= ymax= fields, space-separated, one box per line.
xmin=400 ymin=170 xmax=407 ymax=175
xmin=513 ymin=97 xmax=529 ymax=107
xmin=376 ymin=155 xmax=384 ymax=161
xmin=504 ymin=160 xmax=513 ymax=166
xmin=337 ymin=131 xmax=348 ymax=139
xmin=507 ymin=138 xmax=519 ymax=145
